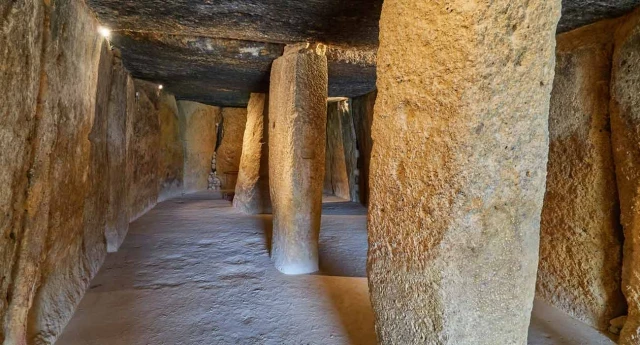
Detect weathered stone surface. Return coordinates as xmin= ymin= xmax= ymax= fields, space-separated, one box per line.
xmin=324 ymin=100 xmax=357 ymax=201
xmin=367 ymin=0 xmax=559 ymax=344
xmin=536 ymin=19 xmax=625 ymax=331
xmin=128 ymin=80 xmax=161 ymax=221
xmin=269 ymin=43 xmax=328 ymax=275
xmin=157 ymin=93 xmax=184 ymax=201
xmin=0 ymin=0 xmax=44 ymax=338
xmin=217 ymin=108 xmax=248 ymax=190
xmin=610 ymin=8 xmax=640 ymax=344
xmin=106 ymin=58 xmax=133 ymax=253
xmin=233 ymin=93 xmax=272 ymax=214
xmin=352 ymin=90 xmax=376 ymax=205
xmin=109 ymin=31 xmax=376 ymax=106
xmin=559 ymin=0 xmax=640 ymax=33
xmin=3 ymin=0 xmax=104 ymax=342
xmin=178 ymin=101 xmax=221 ymax=193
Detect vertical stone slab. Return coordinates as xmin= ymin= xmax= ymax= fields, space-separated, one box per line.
xmin=106 ymin=57 xmax=132 ymax=253
xmin=0 ymin=0 xmax=45 ymax=336
xmin=340 ymin=100 xmax=358 ymax=202
xmin=178 ymin=101 xmax=221 ymax=193
xmin=234 ymin=93 xmax=272 ymax=214
xmin=536 ymin=20 xmax=625 ymax=330
xmin=158 ymin=93 xmax=185 ymax=201
xmin=13 ymin=0 xmax=104 ymax=342
xmin=610 ymin=9 xmax=640 ymax=344
xmin=269 ymin=43 xmax=328 ymax=275
xmin=324 ymin=101 xmax=351 ymax=198
xmin=217 ymin=107 xmax=248 ymax=190
xmin=352 ymin=90 xmax=376 ymax=205
xmin=367 ymin=0 xmax=560 ymax=344
xmin=128 ymin=80 xmax=161 ymax=221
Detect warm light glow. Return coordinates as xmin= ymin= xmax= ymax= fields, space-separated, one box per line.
xmin=98 ymin=26 xmax=111 ymax=38
xmin=158 ymin=85 xmax=164 ymax=90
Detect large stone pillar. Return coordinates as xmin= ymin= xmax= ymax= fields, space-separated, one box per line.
xmin=234 ymin=93 xmax=272 ymax=214
xmin=610 ymin=9 xmax=640 ymax=345
xmin=367 ymin=1 xmax=560 ymax=344
xmin=269 ymin=43 xmax=328 ymax=275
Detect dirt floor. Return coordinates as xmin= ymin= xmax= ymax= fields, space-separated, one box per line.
xmin=58 ymin=192 xmax=614 ymax=345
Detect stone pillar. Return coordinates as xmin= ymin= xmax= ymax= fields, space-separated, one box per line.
xmin=367 ymin=1 xmax=560 ymax=344
xmin=352 ymin=90 xmax=376 ymax=205
xmin=269 ymin=43 xmax=328 ymax=275
xmin=536 ymin=19 xmax=625 ymax=330
xmin=234 ymin=93 xmax=272 ymax=214
xmin=324 ymin=99 xmax=352 ymax=200
xmin=610 ymin=9 xmax=640 ymax=345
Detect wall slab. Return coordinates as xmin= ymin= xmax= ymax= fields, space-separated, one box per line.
xmin=537 ymin=19 xmax=625 ymax=330
xmin=234 ymin=93 xmax=272 ymax=214
xmin=367 ymin=0 xmax=560 ymax=343
xmin=217 ymin=107 xmax=248 ymax=190
xmin=352 ymin=90 xmax=376 ymax=206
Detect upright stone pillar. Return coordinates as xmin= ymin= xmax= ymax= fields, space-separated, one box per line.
xmin=367 ymin=1 xmax=560 ymax=344
xmin=269 ymin=43 xmax=328 ymax=275
xmin=610 ymin=9 xmax=640 ymax=345
xmin=234 ymin=93 xmax=272 ymax=214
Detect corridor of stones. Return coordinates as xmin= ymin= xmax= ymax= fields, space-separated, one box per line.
xmin=3 ymin=0 xmax=640 ymax=344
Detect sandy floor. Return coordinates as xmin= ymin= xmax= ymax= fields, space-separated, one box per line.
xmin=58 ymin=191 xmax=614 ymax=345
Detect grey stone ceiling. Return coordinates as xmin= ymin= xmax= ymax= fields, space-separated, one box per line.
xmin=88 ymin=0 xmax=640 ymax=107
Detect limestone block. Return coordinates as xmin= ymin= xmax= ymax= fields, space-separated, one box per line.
xmin=105 ymin=58 xmax=134 ymax=253
xmin=234 ymin=93 xmax=272 ymax=214
xmin=367 ymin=0 xmax=560 ymax=344
xmin=217 ymin=107 xmax=248 ymax=190
xmin=610 ymin=9 xmax=640 ymax=344
xmin=352 ymin=90 xmax=376 ymax=205
xmin=158 ymin=93 xmax=185 ymax=201
xmin=269 ymin=43 xmax=328 ymax=275
xmin=536 ymin=19 xmax=625 ymax=331
xmin=0 ymin=0 xmax=45 ymax=337
xmin=128 ymin=80 xmax=162 ymax=221
xmin=178 ymin=101 xmax=221 ymax=193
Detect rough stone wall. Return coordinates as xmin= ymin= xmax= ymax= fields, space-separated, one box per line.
xmin=105 ymin=59 xmax=134 ymax=252
xmin=177 ymin=101 xmax=221 ymax=193
xmin=352 ymin=90 xmax=376 ymax=205
xmin=157 ymin=93 xmax=184 ymax=201
xmin=217 ymin=107 xmax=248 ymax=190
xmin=324 ymin=100 xmax=357 ymax=201
xmin=1 ymin=0 xmax=104 ymax=342
xmin=537 ymin=19 xmax=626 ymax=331
xmin=610 ymin=8 xmax=640 ymax=344
xmin=0 ymin=0 xmax=45 ymax=338
xmin=233 ymin=93 xmax=272 ymax=214
xmin=128 ymin=80 xmax=162 ymax=221
xmin=367 ymin=0 xmax=560 ymax=344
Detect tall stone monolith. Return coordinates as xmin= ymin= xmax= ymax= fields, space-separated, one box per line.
xmin=367 ymin=0 xmax=560 ymax=344
xmin=269 ymin=43 xmax=328 ymax=275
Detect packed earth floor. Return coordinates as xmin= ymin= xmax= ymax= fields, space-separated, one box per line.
xmin=58 ymin=192 xmax=615 ymax=345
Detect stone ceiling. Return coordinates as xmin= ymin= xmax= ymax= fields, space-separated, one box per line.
xmin=88 ymin=0 xmax=640 ymax=107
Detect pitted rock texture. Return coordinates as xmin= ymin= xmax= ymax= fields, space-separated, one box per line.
xmin=367 ymin=0 xmax=560 ymax=344
xmin=537 ymin=19 xmax=626 ymax=331
xmin=610 ymin=9 xmax=640 ymax=344
xmin=269 ymin=44 xmax=328 ymax=275
xmin=217 ymin=108 xmax=248 ymax=190
xmin=352 ymin=91 xmax=376 ymax=205
xmin=178 ymin=101 xmax=221 ymax=193
xmin=233 ymin=93 xmax=272 ymax=214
